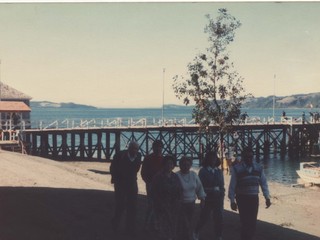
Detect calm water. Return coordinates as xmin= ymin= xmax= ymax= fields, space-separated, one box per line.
xmin=31 ymin=107 xmax=312 ymax=124
xmin=30 ymin=107 xmax=318 ymax=185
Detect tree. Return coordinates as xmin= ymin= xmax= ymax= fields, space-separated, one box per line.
xmin=173 ymin=8 xmax=250 ymax=157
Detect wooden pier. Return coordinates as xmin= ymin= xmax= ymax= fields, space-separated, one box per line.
xmin=18 ymin=121 xmax=320 ymax=162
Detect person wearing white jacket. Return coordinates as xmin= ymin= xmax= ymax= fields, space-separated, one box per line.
xmin=176 ymin=156 xmax=206 ymax=240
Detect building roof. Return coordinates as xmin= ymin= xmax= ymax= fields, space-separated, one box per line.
xmin=0 ymin=101 xmax=31 ymax=112
xmin=0 ymin=82 xmax=32 ymax=100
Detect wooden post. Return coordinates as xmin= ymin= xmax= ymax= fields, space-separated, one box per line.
xmin=88 ymin=132 xmax=92 ymax=159
xmin=71 ymin=133 xmax=75 ymax=158
xmin=52 ymin=134 xmax=57 ymax=158
xmin=61 ymin=132 xmax=67 ymax=159
xmin=280 ymin=127 xmax=287 ymax=156
xmin=115 ymin=131 xmax=121 ymax=155
xmin=97 ymin=131 xmax=102 ymax=161
xmin=79 ymin=132 xmax=85 ymax=159
xmin=31 ymin=133 xmax=37 ymax=155
xmin=40 ymin=133 xmax=48 ymax=157
xmin=105 ymin=132 xmax=111 ymax=161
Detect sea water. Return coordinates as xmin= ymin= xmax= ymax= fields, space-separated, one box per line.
xmin=30 ymin=106 xmax=318 ymax=185
xmin=31 ymin=107 xmax=312 ymax=124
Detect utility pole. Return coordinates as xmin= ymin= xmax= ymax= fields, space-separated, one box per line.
xmin=0 ymin=59 xmax=2 ymax=101
xmin=0 ymin=60 xmax=2 ymax=129
xmin=162 ymin=68 xmax=165 ymax=126
xmin=273 ymin=74 xmax=276 ymax=121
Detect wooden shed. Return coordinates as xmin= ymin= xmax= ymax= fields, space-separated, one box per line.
xmin=0 ymin=82 xmax=32 ymax=131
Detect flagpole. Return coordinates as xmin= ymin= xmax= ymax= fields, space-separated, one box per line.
xmin=0 ymin=59 xmax=2 ymax=101
xmin=0 ymin=60 xmax=2 ymax=129
xmin=273 ymin=74 xmax=276 ymax=120
xmin=162 ymin=68 xmax=165 ymax=126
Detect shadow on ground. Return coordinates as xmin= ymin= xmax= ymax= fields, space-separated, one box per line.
xmin=0 ymin=187 xmax=318 ymax=240
xmin=88 ymin=169 xmax=110 ymax=175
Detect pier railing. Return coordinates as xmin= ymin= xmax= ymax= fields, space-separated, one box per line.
xmin=20 ymin=119 xmax=320 ymax=162
xmin=32 ymin=117 xmax=197 ymax=130
xmin=0 ymin=115 xmax=312 ymax=133
xmin=30 ymin=115 xmax=310 ymax=130
xmin=2 ymin=115 xmax=319 ymax=162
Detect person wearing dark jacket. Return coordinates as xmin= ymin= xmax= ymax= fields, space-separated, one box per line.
xmin=152 ymin=155 xmax=182 ymax=240
xmin=141 ymin=140 xmax=164 ymax=231
xmin=193 ymin=151 xmax=225 ymax=240
xmin=110 ymin=141 xmax=142 ymax=235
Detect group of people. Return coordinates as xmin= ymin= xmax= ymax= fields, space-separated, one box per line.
xmin=110 ymin=140 xmax=271 ymax=240
xmin=309 ymin=111 xmax=320 ymax=123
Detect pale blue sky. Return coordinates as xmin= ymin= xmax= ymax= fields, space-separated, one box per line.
xmin=0 ymin=2 xmax=319 ymax=108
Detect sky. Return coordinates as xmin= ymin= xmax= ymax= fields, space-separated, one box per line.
xmin=0 ymin=2 xmax=319 ymax=108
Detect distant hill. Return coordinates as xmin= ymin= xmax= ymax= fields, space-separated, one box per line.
xmin=165 ymin=93 xmax=320 ymax=109
xmin=242 ymin=92 xmax=320 ymax=108
xmin=30 ymin=101 xmax=97 ymax=109
xmin=30 ymin=92 xmax=320 ymax=109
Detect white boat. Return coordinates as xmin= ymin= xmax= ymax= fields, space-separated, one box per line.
xmin=296 ymin=162 xmax=320 ymax=185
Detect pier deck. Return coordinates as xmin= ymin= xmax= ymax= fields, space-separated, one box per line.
xmin=13 ymin=120 xmax=320 ymax=162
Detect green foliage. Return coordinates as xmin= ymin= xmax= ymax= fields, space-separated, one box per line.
xmin=173 ymin=8 xmax=250 ymax=132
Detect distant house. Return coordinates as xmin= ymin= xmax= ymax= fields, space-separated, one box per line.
xmin=0 ymin=82 xmax=32 ymax=131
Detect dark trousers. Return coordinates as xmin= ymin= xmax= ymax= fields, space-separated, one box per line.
xmin=195 ymin=197 xmax=224 ymax=237
xmin=236 ymin=194 xmax=259 ymax=240
xmin=145 ymin=182 xmax=156 ymax=227
xmin=112 ymin=182 xmax=138 ymax=233
xmin=178 ymin=202 xmax=195 ymax=240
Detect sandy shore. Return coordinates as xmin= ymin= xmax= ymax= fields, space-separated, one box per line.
xmin=0 ymin=150 xmax=319 ymax=240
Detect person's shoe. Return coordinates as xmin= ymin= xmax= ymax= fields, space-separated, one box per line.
xmin=193 ymin=231 xmax=199 ymax=240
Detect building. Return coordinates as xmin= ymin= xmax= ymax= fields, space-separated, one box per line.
xmin=0 ymin=82 xmax=32 ymax=139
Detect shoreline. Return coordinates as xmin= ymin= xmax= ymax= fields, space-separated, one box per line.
xmin=0 ymin=150 xmax=319 ymax=240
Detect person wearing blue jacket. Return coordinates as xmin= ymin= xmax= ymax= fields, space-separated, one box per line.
xmin=193 ymin=151 xmax=225 ymax=240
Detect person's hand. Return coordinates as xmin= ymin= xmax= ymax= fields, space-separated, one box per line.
xmin=231 ymin=202 xmax=238 ymax=211
xmin=266 ymin=198 xmax=271 ymax=208
xmin=200 ymin=198 xmax=205 ymax=208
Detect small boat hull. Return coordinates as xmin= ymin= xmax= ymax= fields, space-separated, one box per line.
xmin=296 ymin=162 xmax=320 ymax=185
